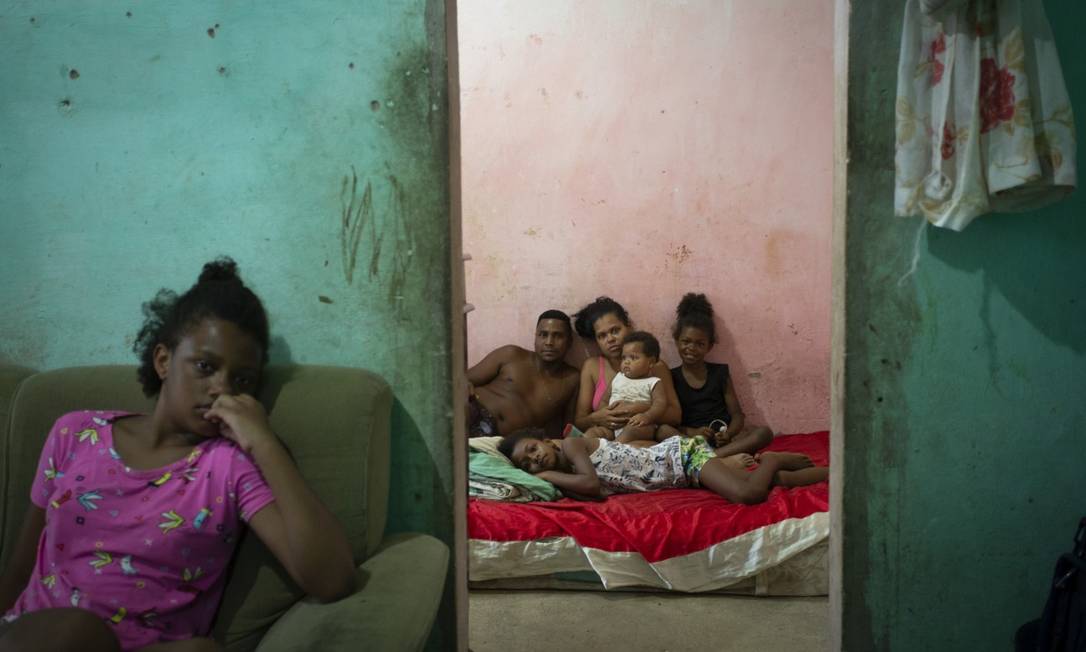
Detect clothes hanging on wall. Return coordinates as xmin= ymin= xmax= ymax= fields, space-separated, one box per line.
xmin=895 ymin=0 xmax=1077 ymax=231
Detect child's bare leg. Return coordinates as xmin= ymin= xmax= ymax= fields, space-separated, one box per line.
xmin=713 ymin=426 xmax=772 ymax=457
xmin=720 ymin=453 xmax=756 ymax=470
xmin=775 ymin=466 xmax=829 ymax=487
xmin=583 ymin=426 xmax=615 ymax=440
xmin=0 ymin=608 xmax=120 ymax=652
xmin=654 ymin=424 xmax=682 ymax=442
xmin=616 ymin=425 xmax=657 ymax=444
xmin=698 ymin=451 xmax=815 ymax=505
xmin=697 ymin=456 xmax=783 ymax=505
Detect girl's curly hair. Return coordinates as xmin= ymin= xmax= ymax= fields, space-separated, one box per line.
xmin=572 ymin=296 xmax=630 ymax=339
xmin=672 ymin=292 xmax=717 ymax=345
xmin=132 ymin=257 xmax=269 ymax=396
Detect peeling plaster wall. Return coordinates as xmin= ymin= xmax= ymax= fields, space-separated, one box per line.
xmin=458 ymin=0 xmax=834 ymax=433
xmin=842 ymin=1 xmax=1086 ymax=649
xmin=0 ymin=2 xmax=455 ymax=647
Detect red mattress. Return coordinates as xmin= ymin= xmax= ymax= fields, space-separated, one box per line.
xmin=469 ymin=432 xmax=830 ymax=591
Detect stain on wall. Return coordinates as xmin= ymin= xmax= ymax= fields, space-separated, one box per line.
xmin=843 ymin=1 xmax=1086 ymax=649
xmin=0 ymin=1 xmax=455 ymax=647
xmin=458 ymin=0 xmax=835 ymax=433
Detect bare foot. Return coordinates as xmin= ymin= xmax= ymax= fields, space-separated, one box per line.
xmin=775 ymin=466 xmax=829 ymax=487
xmin=756 ymin=451 xmax=813 ymax=471
xmin=720 ymin=453 xmax=756 ymax=470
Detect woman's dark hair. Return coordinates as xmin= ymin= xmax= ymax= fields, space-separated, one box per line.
xmin=497 ymin=427 xmax=547 ymax=463
xmin=622 ymin=331 xmax=660 ymax=359
xmin=672 ymin=292 xmax=717 ymax=345
xmin=573 ymin=296 xmax=630 ymax=338
xmin=133 ymin=257 xmax=270 ymax=396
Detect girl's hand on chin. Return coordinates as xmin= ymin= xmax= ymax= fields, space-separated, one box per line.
xmin=204 ymin=394 xmax=276 ymax=454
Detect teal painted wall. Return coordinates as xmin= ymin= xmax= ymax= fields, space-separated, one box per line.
xmin=843 ymin=1 xmax=1085 ymax=649
xmin=0 ymin=0 xmax=455 ymax=646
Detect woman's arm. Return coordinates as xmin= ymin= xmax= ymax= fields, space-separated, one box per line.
xmin=206 ymin=394 xmax=356 ymax=602
xmin=650 ymin=361 xmax=682 ymax=426
xmin=535 ymin=438 xmax=601 ymax=498
xmin=722 ymin=376 xmax=746 ymax=439
xmin=0 ymin=506 xmax=44 ymax=612
xmin=574 ymin=359 xmax=623 ymax=430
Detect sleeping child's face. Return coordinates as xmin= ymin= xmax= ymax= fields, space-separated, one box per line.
xmin=620 ymin=341 xmax=655 ymax=379
xmin=510 ymin=437 xmax=559 ymax=474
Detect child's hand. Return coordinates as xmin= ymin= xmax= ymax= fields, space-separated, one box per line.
xmin=626 ymin=414 xmax=652 ymax=428
xmin=688 ymin=426 xmax=714 ymax=439
xmin=714 ymin=429 xmax=737 ymax=448
xmin=204 ymin=394 xmax=277 ymax=454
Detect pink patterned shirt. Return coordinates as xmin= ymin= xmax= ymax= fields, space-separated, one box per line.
xmin=3 ymin=411 xmax=275 ymax=650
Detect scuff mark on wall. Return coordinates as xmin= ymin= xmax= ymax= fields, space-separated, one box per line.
xmin=380 ymin=172 xmax=416 ymax=307
xmin=339 ymin=165 xmax=371 ymax=285
xmin=337 ymin=165 xmax=418 ymax=313
xmin=666 ymin=243 xmax=693 ymax=266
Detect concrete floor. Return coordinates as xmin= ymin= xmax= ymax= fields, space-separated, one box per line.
xmin=470 ymin=590 xmax=829 ymax=652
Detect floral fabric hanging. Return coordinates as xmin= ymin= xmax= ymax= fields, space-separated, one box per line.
xmin=895 ymin=0 xmax=1076 ymax=231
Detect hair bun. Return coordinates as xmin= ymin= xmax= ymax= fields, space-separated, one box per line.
xmin=676 ymin=292 xmax=713 ymax=318
xmin=198 ymin=257 xmax=241 ymax=284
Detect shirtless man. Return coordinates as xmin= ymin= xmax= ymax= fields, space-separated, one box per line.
xmin=467 ymin=310 xmax=580 ymax=438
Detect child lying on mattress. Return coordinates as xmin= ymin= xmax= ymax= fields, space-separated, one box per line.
xmin=498 ymin=428 xmax=827 ymax=504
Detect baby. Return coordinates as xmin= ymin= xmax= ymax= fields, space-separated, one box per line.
xmin=584 ymin=331 xmax=681 ymax=444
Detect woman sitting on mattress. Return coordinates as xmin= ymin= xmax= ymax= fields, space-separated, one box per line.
xmin=572 ymin=297 xmax=682 ymax=437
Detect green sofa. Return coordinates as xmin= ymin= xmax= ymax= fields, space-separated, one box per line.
xmin=0 ymin=364 xmax=448 ymax=651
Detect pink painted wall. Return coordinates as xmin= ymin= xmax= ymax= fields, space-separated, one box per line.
xmin=459 ymin=1 xmax=834 ymax=433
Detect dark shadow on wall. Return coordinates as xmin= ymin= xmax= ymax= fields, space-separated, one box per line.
xmin=386 ymin=396 xmax=453 ymax=652
xmin=267 ymin=335 xmax=295 ymax=366
xmin=926 ymin=203 xmax=1086 ymax=355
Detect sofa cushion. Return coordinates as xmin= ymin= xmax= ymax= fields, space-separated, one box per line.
xmin=0 ymin=364 xmax=391 ymax=651
xmin=213 ymin=365 xmax=391 ymax=651
xmin=0 ymin=365 xmax=36 ymax=569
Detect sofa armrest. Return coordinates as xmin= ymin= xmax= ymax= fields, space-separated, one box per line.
xmin=254 ymin=533 xmax=449 ymax=652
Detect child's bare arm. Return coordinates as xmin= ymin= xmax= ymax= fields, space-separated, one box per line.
xmin=535 ymin=438 xmax=601 ymax=498
xmin=0 ymin=505 xmax=44 ymax=612
xmin=651 ymin=361 xmax=683 ymax=425
xmin=207 ymin=394 xmax=356 ymax=603
xmin=626 ymin=385 xmax=667 ymax=428
xmin=722 ymin=376 xmax=745 ymax=439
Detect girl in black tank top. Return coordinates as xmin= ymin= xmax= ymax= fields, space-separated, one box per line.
xmin=671 ymin=292 xmax=774 ymax=458
xmin=671 ymin=362 xmax=731 ymax=428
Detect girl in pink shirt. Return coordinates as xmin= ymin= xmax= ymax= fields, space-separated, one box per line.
xmin=0 ymin=258 xmax=356 ymax=651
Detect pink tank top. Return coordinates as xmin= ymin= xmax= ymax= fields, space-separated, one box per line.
xmin=591 ymin=356 xmax=608 ymax=411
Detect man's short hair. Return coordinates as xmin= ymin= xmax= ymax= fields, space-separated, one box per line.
xmin=498 ymin=427 xmax=547 ymax=462
xmin=622 ymin=331 xmax=660 ymax=359
xmin=537 ymin=309 xmax=572 ymax=335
